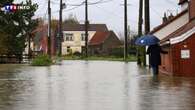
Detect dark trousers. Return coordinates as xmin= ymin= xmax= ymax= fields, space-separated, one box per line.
xmin=151 ymin=65 xmax=159 ymax=75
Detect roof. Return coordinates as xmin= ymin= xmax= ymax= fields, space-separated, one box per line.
xmin=150 ymin=9 xmax=188 ymax=34
xmin=178 ymin=0 xmax=188 ymax=5
xmin=63 ymin=24 xmax=108 ymax=31
xmin=170 ymin=27 xmax=195 ymax=44
xmin=160 ymin=19 xmax=195 ymax=44
xmin=32 ymin=24 xmax=48 ymax=34
xmin=89 ymin=31 xmax=111 ymax=45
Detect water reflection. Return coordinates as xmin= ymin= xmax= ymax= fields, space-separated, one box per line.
xmin=0 ymin=61 xmax=195 ymax=110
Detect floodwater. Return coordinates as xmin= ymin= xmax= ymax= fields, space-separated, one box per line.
xmin=0 ymin=61 xmax=195 ymax=110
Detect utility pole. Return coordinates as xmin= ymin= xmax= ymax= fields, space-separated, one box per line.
xmin=144 ymin=0 xmax=150 ymax=66
xmin=85 ymin=0 xmax=89 ymax=57
xmin=124 ymin=0 xmax=128 ymax=60
xmin=137 ymin=0 xmax=143 ymax=65
xmin=145 ymin=0 xmax=150 ymax=34
xmin=48 ymin=0 xmax=51 ymax=57
xmin=28 ymin=33 xmax=32 ymax=59
xmin=58 ymin=0 xmax=63 ymax=56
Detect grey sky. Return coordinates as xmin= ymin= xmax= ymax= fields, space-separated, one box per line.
xmin=17 ymin=0 xmax=180 ymax=33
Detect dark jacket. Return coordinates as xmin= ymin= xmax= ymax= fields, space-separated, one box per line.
xmin=146 ymin=44 xmax=167 ymax=66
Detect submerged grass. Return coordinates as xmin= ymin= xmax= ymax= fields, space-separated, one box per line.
xmin=31 ymin=54 xmax=53 ymax=66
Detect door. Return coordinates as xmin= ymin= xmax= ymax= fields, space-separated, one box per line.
xmin=172 ymin=46 xmax=181 ymax=76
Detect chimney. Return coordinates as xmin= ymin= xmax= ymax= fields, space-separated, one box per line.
xmin=178 ymin=0 xmax=188 ymax=5
xmin=178 ymin=0 xmax=188 ymax=11
xmin=189 ymin=0 xmax=195 ymax=20
xmin=162 ymin=13 xmax=168 ymax=23
xmin=168 ymin=13 xmax=174 ymax=19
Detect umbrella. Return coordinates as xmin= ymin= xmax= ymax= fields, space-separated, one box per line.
xmin=135 ymin=35 xmax=160 ymax=46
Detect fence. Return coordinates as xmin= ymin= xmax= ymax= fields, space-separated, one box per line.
xmin=0 ymin=51 xmax=41 ymax=64
xmin=0 ymin=54 xmax=32 ymax=64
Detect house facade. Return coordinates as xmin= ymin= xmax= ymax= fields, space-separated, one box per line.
xmin=150 ymin=0 xmax=195 ymax=76
xmin=28 ymin=23 xmax=56 ymax=56
xmin=61 ymin=24 xmax=108 ymax=55
xmin=89 ymin=31 xmax=122 ymax=55
xmin=62 ymin=31 xmax=96 ymax=55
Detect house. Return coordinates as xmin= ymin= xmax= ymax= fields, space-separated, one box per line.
xmin=150 ymin=0 xmax=195 ymax=76
xmin=89 ymin=31 xmax=122 ymax=55
xmin=61 ymin=24 xmax=110 ymax=55
xmin=29 ymin=23 xmax=56 ymax=56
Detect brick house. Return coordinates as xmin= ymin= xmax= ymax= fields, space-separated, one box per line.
xmin=89 ymin=31 xmax=122 ymax=55
xmin=30 ymin=23 xmax=56 ymax=56
xmin=150 ymin=0 xmax=195 ymax=76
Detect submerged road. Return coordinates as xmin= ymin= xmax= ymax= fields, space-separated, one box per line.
xmin=0 ymin=61 xmax=195 ymax=110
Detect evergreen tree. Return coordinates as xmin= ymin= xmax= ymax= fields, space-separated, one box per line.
xmin=0 ymin=0 xmax=38 ymax=55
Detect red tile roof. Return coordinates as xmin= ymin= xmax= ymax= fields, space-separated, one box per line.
xmin=89 ymin=31 xmax=111 ymax=45
xmin=150 ymin=9 xmax=188 ymax=34
xmin=160 ymin=19 xmax=195 ymax=43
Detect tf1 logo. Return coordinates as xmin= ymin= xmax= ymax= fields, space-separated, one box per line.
xmin=0 ymin=4 xmax=30 ymax=12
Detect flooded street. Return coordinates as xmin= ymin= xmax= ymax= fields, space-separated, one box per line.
xmin=0 ymin=61 xmax=195 ymax=110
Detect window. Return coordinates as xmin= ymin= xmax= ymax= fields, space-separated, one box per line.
xmin=67 ymin=46 xmax=70 ymax=53
xmin=65 ymin=33 xmax=74 ymax=41
xmin=81 ymin=33 xmax=85 ymax=41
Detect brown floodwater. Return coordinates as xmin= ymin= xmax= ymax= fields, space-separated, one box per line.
xmin=0 ymin=61 xmax=195 ymax=110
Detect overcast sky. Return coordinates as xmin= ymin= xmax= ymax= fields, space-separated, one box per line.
xmin=16 ymin=0 xmax=180 ymax=34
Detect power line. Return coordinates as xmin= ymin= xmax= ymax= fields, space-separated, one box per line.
xmin=64 ymin=5 xmax=83 ymax=11
xmin=50 ymin=0 xmax=113 ymax=6
xmin=88 ymin=0 xmax=114 ymax=5
xmin=65 ymin=1 xmax=85 ymax=6
xmin=94 ymin=5 xmax=137 ymax=24
xmin=50 ymin=0 xmax=113 ymax=14
xmin=125 ymin=1 xmax=162 ymax=19
xmin=51 ymin=5 xmax=83 ymax=13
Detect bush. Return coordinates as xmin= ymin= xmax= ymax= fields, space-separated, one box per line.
xmin=109 ymin=46 xmax=137 ymax=57
xmin=73 ymin=51 xmax=82 ymax=56
xmin=109 ymin=47 xmax=124 ymax=57
xmin=31 ymin=54 xmax=52 ymax=66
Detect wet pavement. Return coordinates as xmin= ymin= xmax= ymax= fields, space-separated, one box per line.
xmin=0 ymin=61 xmax=195 ymax=110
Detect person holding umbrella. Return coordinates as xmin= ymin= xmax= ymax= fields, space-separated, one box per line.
xmin=135 ymin=35 xmax=168 ymax=75
xmin=146 ymin=44 xmax=168 ymax=75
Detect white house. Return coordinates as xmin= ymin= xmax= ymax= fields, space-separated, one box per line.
xmin=61 ymin=24 xmax=108 ymax=55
